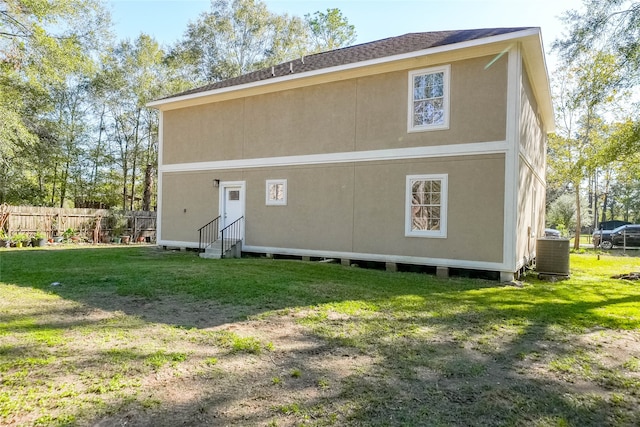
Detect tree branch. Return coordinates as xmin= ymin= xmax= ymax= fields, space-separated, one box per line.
xmin=1 ymin=10 xmax=32 ymax=33
xmin=0 ymin=31 xmax=29 ymax=39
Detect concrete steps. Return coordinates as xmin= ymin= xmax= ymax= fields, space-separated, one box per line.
xmin=198 ymin=239 xmax=240 ymax=259
xmin=199 ymin=246 xmax=223 ymax=259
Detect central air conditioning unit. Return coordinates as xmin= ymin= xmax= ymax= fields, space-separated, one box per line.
xmin=536 ymin=238 xmax=570 ymax=277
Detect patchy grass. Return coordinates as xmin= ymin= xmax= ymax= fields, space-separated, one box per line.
xmin=0 ymin=247 xmax=639 ymax=426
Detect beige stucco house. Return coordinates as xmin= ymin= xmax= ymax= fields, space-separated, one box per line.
xmin=148 ymin=27 xmax=554 ymax=281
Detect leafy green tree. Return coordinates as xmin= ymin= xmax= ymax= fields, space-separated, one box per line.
xmin=547 ymin=193 xmax=591 ymax=236
xmin=305 ymin=8 xmax=356 ymax=52
xmin=556 ymin=0 xmax=640 ymax=90
xmin=169 ymin=0 xmax=294 ymax=83
xmin=169 ymin=0 xmax=356 ymax=84
xmin=552 ymin=1 xmax=640 ymax=240
xmin=555 ymin=0 xmax=640 ymax=160
xmin=96 ymin=34 xmax=188 ymax=210
xmin=54 ymin=78 xmax=101 ymax=207
xmin=1 ymin=0 xmax=357 ymax=210
xmin=608 ymin=154 xmax=640 ymax=222
xmin=0 ymin=0 xmax=108 ymax=85
xmin=0 ymin=0 xmax=109 ymax=204
xmin=600 ymin=118 xmax=640 ymax=164
xmin=548 ymin=51 xmax=620 ymax=247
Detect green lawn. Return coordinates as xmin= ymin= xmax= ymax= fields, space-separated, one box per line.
xmin=1 ymin=246 xmax=639 ymax=426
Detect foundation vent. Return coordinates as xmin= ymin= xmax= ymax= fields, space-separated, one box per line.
xmin=536 ymin=238 xmax=570 ymax=277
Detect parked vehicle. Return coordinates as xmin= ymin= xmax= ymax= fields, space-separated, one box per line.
xmin=544 ymin=228 xmax=561 ymax=238
xmin=610 ymin=225 xmax=640 ymax=248
xmin=593 ymin=224 xmax=640 ymax=249
xmin=598 ymin=220 xmax=631 ymax=231
xmin=592 ymin=228 xmax=614 ymax=249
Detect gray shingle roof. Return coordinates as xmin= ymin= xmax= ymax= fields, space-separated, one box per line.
xmin=163 ymin=27 xmax=534 ymax=100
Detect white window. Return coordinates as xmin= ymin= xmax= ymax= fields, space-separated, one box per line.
xmin=408 ymin=65 xmax=450 ymax=132
xmin=266 ymin=179 xmax=287 ymax=206
xmin=405 ymin=174 xmax=447 ymax=238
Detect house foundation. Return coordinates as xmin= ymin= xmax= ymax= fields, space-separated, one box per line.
xmin=436 ymin=267 xmax=449 ymax=279
xmin=500 ymin=271 xmax=515 ymax=282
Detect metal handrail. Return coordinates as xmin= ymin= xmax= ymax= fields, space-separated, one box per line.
xmin=220 ymin=216 xmax=243 ymax=258
xmin=198 ymin=216 xmax=221 ymax=251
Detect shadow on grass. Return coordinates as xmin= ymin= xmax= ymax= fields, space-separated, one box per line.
xmin=1 ymin=246 xmax=639 ymax=425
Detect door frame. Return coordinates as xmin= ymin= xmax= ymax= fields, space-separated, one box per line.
xmin=218 ymin=180 xmax=246 ymax=240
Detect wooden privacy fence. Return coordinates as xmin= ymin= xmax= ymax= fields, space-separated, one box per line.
xmin=0 ymin=205 xmax=156 ymax=242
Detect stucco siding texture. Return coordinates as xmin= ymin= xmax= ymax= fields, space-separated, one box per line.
xmin=519 ymin=65 xmax=546 ymax=173
xmin=163 ymin=154 xmax=505 ymax=263
xmin=163 ymin=99 xmax=245 ymax=165
xmin=516 ymin=160 xmax=545 ymax=266
xmin=244 ymin=166 xmax=355 ymax=251
xmin=161 ymin=55 xmax=508 ymax=165
xmin=515 ymin=64 xmax=547 ymax=268
xmin=352 ymin=155 xmax=504 ymax=263
xmin=243 ymin=81 xmax=357 ymax=158
xmin=161 ymin=171 xmax=243 ymax=243
xmin=356 ymin=55 xmax=508 ymax=151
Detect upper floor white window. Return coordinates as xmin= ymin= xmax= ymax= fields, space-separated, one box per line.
xmin=408 ymin=65 xmax=450 ymax=132
xmin=266 ymin=179 xmax=287 ymax=206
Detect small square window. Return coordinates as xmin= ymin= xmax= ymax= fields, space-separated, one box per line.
xmin=266 ymin=179 xmax=287 ymax=206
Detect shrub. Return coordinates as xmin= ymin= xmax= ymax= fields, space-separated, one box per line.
xmin=11 ymin=233 xmax=29 ymax=244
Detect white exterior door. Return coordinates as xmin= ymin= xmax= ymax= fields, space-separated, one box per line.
xmin=219 ymin=181 xmax=245 ymax=238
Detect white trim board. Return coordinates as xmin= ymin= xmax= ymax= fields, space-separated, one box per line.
xmin=519 ymin=152 xmax=546 ymax=187
xmin=158 ymin=241 xmax=510 ymax=272
xmin=157 ymin=239 xmax=507 ymax=272
xmin=160 ymin=140 xmax=508 ymax=173
xmin=156 ymin=111 xmax=164 ymax=243
xmin=242 ymin=245 xmax=509 ymax=272
xmin=502 ymin=45 xmax=522 ymax=272
xmin=158 ymin=240 xmax=199 ymax=249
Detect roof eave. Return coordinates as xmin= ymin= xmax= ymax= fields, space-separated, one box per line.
xmin=147 ymin=28 xmax=544 ymax=109
xmin=519 ymin=30 xmax=555 ymax=133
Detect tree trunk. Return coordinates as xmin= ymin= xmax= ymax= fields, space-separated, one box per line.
xmin=129 ymin=109 xmax=141 ymax=211
xmin=50 ymin=162 xmax=58 ymax=206
xmin=600 ymin=192 xmax=608 ymax=223
xmin=114 ymin=114 xmax=129 ymax=211
xmin=574 ymin=187 xmax=581 ymax=250
xmin=0 ymin=165 xmax=6 ymax=204
xmin=91 ymin=106 xmax=106 ymax=198
xmin=587 ymin=171 xmax=598 ymax=230
xmin=142 ymin=164 xmax=153 ymax=211
xmin=60 ymin=160 xmax=70 ymax=208
xmin=143 ymin=111 xmax=157 ymax=212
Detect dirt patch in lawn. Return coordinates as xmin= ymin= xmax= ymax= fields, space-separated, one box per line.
xmin=93 ymin=297 xmax=640 ymax=426
xmin=88 ymin=296 xmax=380 ymax=427
xmin=2 ymin=285 xmax=640 ymax=426
xmin=1 ymin=290 xmax=378 ymax=426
